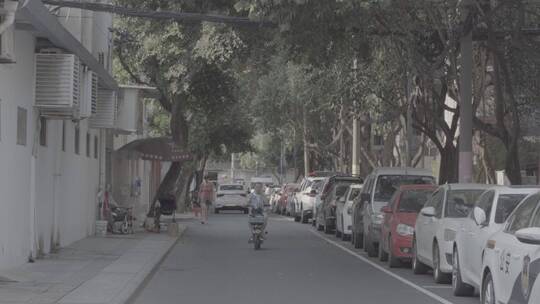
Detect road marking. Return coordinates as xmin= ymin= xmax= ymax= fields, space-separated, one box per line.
xmin=310 ymin=230 xmax=455 ymax=304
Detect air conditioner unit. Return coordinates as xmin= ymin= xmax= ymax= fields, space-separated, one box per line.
xmin=89 ymin=89 xmax=117 ymax=129
xmin=35 ymin=53 xmax=80 ymax=119
xmin=79 ymin=70 xmax=98 ymax=118
xmin=115 ymin=87 xmax=140 ymax=133
xmin=0 ymin=1 xmax=18 ymax=64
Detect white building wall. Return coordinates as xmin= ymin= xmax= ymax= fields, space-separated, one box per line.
xmin=0 ymin=30 xmax=36 ymax=268
xmin=0 ymin=6 xmax=112 ymax=269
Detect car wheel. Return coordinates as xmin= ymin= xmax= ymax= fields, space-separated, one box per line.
xmin=378 ymin=238 xmax=388 ymax=262
xmin=312 ymin=219 xmax=316 ymax=227
xmin=481 ymin=271 xmax=495 ymax=304
xmin=354 ymin=232 xmax=363 ymax=249
xmin=412 ymin=238 xmax=429 ymax=274
xmin=324 ymin=218 xmax=332 ymax=234
xmin=215 ymin=209 xmax=220 ymax=214
xmin=433 ymin=243 xmax=451 ymax=284
xmin=452 ymin=247 xmax=474 ymax=296
xmin=317 ymin=222 xmax=324 ymax=231
xmin=387 ymin=237 xmax=401 ymax=268
xmin=294 ymin=215 xmax=301 ymax=222
xmin=365 ymin=232 xmax=378 ymax=257
xmin=244 ymin=209 xmax=249 ymax=214
xmin=335 ymin=225 xmax=342 ymax=238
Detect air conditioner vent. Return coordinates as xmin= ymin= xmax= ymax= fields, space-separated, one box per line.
xmin=89 ymin=89 xmax=117 ymax=129
xmin=35 ymin=53 xmax=80 ymax=119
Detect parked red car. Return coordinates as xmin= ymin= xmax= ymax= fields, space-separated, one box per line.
xmin=378 ymin=184 xmax=437 ymax=267
xmin=277 ymin=183 xmax=299 ymax=215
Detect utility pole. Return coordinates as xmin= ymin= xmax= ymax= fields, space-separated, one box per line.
xmin=459 ymin=2 xmax=473 ymax=183
xmin=303 ymin=103 xmax=310 ymax=177
xmin=405 ymin=72 xmax=414 ymax=167
xmin=279 ymin=135 xmax=285 ymax=184
xmin=230 ymin=153 xmax=235 ymax=182
xmin=351 ymin=57 xmax=361 ymax=176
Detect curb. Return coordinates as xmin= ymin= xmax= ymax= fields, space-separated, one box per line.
xmin=121 ymin=224 xmax=187 ymax=304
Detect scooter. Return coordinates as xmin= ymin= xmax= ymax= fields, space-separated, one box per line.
xmin=108 ymin=204 xmax=135 ymax=234
xmin=248 ymin=212 xmax=266 ymax=250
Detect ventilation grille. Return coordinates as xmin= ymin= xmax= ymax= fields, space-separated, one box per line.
xmin=79 ymin=71 xmax=98 ymax=118
xmin=35 ymin=53 xmax=80 ymax=119
xmin=89 ymin=89 xmax=117 ymax=129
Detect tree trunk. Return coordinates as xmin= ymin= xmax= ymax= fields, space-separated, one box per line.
xmin=148 ymin=98 xmax=189 ymax=215
xmin=438 ymin=143 xmax=459 ymax=184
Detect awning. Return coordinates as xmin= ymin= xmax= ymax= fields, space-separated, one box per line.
xmin=18 ymin=0 xmax=118 ymax=90
xmin=116 ymin=137 xmax=192 ymax=162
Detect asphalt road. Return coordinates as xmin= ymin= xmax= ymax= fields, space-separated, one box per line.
xmin=131 ymin=213 xmax=479 ymax=304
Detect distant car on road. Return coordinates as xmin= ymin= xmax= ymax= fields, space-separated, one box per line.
xmin=215 ymin=184 xmax=248 ymax=214
xmin=412 ymin=183 xmax=489 ymax=283
xmin=316 ymin=175 xmax=363 ymax=234
xmin=379 ymin=184 xmax=437 ymax=267
xmin=481 ymin=191 xmax=540 ymax=304
xmin=336 ymin=184 xmax=363 ymax=241
xmin=351 ymin=167 xmax=435 ymax=254
xmin=452 ymin=186 xmax=539 ymax=296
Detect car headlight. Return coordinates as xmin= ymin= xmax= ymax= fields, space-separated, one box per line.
xmin=347 ymin=207 xmax=352 ymax=214
xmin=396 ymin=224 xmax=415 ymax=236
xmin=372 ymin=213 xmax=384 ymax=225
xmin=444 ymin=229 xmax=456 ymax=242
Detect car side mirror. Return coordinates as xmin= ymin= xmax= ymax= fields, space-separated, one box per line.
xmin=473 ymin=207 xmax=487 ymax=227
xmin=420 ymin=206 xmax=436 ymax=217
xmin=515 ymin=228 xmax=540 ymax=245
xmin=381 ymin=206 xmax=392 ymax=214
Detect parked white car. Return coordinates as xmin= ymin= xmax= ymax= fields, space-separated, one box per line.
xmin=452 ymin=186 xmax=539 ymax=296
xmin=293 ymin=177 xmax=325 ymax=222
xmin=413 ymin=183 xmax=489 ymax=283
xmin=481 ymin=191 xmax=540 ymax=304
xmin=215 ymin=184 xmax=249 ymax=214
xmin=336 ymin=184 xmax=362 ymax=241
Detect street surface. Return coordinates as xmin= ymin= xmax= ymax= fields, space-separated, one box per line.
xmin=131 ymin=213 xmax=478 ymax=304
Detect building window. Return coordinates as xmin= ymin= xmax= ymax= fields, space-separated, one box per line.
xmin=94 ymin=135 xmax=98 ymax=159
xmin=86 ymin=132 xmax=91 ymax=157
xmin=16 ymin=107 xmax=27 ymax=146
xmin=62 ymin=121 xmax=66 ymax=151
xmin=74 ymin=126 xmax=80 ymax=154
xmin=39 ymin=117 xmax=47 ymax=146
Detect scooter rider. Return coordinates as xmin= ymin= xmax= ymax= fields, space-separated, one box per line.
xmin=248 ymin=183 xmax=268 ymax=239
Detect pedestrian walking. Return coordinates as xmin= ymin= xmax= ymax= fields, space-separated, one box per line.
xmin=198 ymin=176 xmax=215 ymax=224
xmin=191 ymin=190 xmax=202 ymax=219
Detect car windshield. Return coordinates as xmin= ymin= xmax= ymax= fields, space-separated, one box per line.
xmin=398 ymin=189 xmax=434 ymax=213
xmin=374 ymin=175 xmax=435 ymax=202
xmin=348 ymin=188 xmax=361 ymax=201
xmin=311 ymin=180 xmax=324 ymax=191
xmin=335 ymin=184 xmax=350 ymax=198
xmin=220 ymin=185 xmax=244 ymax=191
xmin=445 ymin=189 xmax=485 ymax=218
xmin=494 ymin=194 xmax=527 ymax=224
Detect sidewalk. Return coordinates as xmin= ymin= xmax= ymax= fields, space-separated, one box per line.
xmin=0 ymin=218 xmax=190 ymax=304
